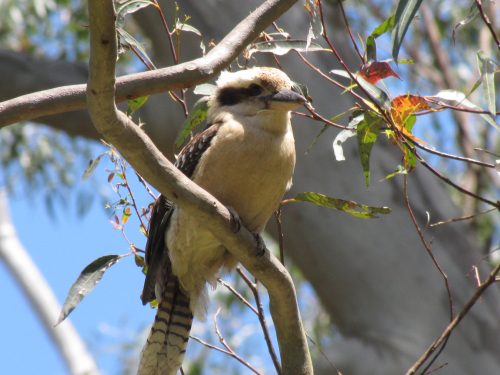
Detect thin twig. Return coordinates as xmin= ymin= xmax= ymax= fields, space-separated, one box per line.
xmin=152 ymin=0 xmax=178 ymax=63
xmin=429 ymin=207 xmax=497 ymax=227
xmin=190 ymin=335 xmax=233 ymax=356
xmin=237 ymin=268 xmax=282 ymax=375
xmin=403 ymin=175 xmax=453 ymax=373
xmin=119 ymin=160 xmax=147 ymax=234
xmin=338 ymin=0 xmax=364 ymax=63
xmin=135 ymin=171 xmax=158 ymax=200
xmin=213 ymin=308 xmax=261 ymax=375
xmin=217 ymin=278 xmax=258 ymax=315
xmin=405 ymin=262 xmax=500 ymax=375
xmin=474 ymin=0 xmax=500 ymax=50
xmin=414 ymin=140 xmax=495 ymax=169
xmin=415 ymin=150 xmax=499 ymax=209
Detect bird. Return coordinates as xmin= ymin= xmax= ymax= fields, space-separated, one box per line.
xmin=137 ymin=67 xmax=306 ymax=375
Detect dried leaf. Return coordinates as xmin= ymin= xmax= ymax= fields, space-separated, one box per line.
xmin=389 ymin=94 xmax=429 ymax=144
xmin=121 ymin=207 xmax=132 ymax=224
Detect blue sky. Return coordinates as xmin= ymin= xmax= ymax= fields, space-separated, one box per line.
xmin=1 ymin=151 xmax=288 ymax=375
xmin=1 ymin=157 xmax=154 ymax=375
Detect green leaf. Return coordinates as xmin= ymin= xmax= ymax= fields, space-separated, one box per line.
xmin=116 ymin=0 xmax=155 ymax=28
xmin=366 ymin=35 xmax=377 ymax=62
xmin=477 ymin=51 xmax=496 ymax=117
xmin=366 ymin=13 xmax=395 ymax=61
xmin=175 ymin=96 xmax=210 ymax=148
xmin=134 ymin=253 xmax=145 ymax=268
xmin=432 ymin=89 xmax=499 ymax=130
xmin=175 ymin=20 xmax=202 ymax=36
xmin=56 ymin=255 xmax=124 ymax=325
xmin=381 ymin=165 xmax=408 ymax=181
xmin=127 ymin=95 xmax=149 ymax=115
xmin=370 ymin=14 xmax=396 ymax=39
xmin=82 ymin=153 xmax=105 ymax=180
xmin=403 ymin=143 xmax=417 ymax=170
xmin=356 ymin=111 xmax=382 ymax=186
xmin=391 ymin=0 xmax=424 ymax=61
xmin=247 ymin=40 xmax=327 ymax=57
xmin=292 ymin=192 xmax=391 ymax=219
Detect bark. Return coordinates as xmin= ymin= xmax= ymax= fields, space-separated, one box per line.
xmin=0 ymin=1 xmax=499 ymax=374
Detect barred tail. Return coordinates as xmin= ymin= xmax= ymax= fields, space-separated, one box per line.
xmin=138 ymin=278 xmax=193 ymax=375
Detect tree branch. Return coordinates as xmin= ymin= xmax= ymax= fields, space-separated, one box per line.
xmin=85 ymin=1 xmax=312 ymax=374
xmin=0 ymin=0 xmax=298 ymax=129
xmin=405 ymin=262 xmax=500 ymax=375
xmin=0 ymin=190 xmax=100 ymax=375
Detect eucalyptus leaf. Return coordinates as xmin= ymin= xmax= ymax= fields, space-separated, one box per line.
xmin=391 ymin=0 xmax=424 ymax=61
xmin=175 ymin=96 xmax=210 ymax=148
xmin=127 ymin=95 xmax=149 ymax=115
xmin=116 ymin=0 xmax=155 ymax=28
xmin=56 ymin=255 xmax=124 ymax=325
xmin=82 ymin=153 xmax=105 ymax=180
xmin=477 ymin=51 xmax=496 ymax=117
xmin=356 ymin=111 xmax=382 ymax=186
xmin=432 ymin=90 xmax=499 ymax=130
xmin=117 ymin=27 xmax=156 ymax=69
xmin=292 ymin=192 xmax=391 ymax=219
xmin=248 ymin=40 xmax=327 ymax=57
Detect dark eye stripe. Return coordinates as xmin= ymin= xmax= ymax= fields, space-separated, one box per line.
xmin=217 ymin=84 xmax=264 ymax=106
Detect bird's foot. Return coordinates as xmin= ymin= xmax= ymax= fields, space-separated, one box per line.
xmin=227 ymin=206 xmax=242 ymax=233
xmin=253 ymin=233 xmax=266 ymax=257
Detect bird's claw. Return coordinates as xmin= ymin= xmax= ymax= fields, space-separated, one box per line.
xmin=227 ymin=206 xmax=242 ymax=233
xmin=253 ymin=233 xmax=266 ymax=257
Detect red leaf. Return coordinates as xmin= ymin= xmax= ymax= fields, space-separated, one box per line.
xmin=359 ymin=61 xmax=400 ymax=84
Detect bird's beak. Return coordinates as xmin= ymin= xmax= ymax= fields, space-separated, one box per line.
xmin=263 ymin=89 xmax=307 ymax=111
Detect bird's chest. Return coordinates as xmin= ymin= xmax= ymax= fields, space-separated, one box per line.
xmin=193 ymin=122 xmax=295 ymax=232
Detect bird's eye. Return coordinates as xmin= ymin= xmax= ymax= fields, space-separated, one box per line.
xmin=247 ymin=83 xmax=263 ymax=96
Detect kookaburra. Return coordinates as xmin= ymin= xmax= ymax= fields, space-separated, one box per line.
xmin=138 ymin=67 xmax=306 ymax=375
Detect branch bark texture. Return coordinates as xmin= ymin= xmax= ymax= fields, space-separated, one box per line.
xmin=0 ymin=0 xmax=297 ymax=129
xmin=86 ymin=1 xmax=312 ymax=374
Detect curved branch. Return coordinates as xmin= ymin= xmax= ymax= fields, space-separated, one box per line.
xmin=0 ymin=190 xmax=100 ymax=375
xmin=86 ymin=1 xmax=312 ymax=374
xmin=0 ymin=0 xmax=298 ymax=128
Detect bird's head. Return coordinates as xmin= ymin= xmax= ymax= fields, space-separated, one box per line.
xmin=208 ymin=67 xmax=307 ymax=118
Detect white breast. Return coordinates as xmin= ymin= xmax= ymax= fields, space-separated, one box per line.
xmin=166 ymin=111 xmax=296 ymax=317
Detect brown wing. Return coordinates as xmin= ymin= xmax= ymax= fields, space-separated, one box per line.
xmin=141 ymin=122 xmax=221 ymax=304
